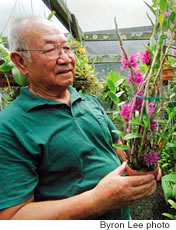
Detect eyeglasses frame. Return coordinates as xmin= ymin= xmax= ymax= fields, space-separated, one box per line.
xmin=17 ymin=44 xmax=75 ymax=59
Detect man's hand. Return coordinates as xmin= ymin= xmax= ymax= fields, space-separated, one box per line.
xmin=91 ymin=162 xmax=157 ymax=214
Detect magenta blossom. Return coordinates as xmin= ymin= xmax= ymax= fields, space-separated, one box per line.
xmin=148 ymin=102 xmax=155 ymax=118
xmin=121 ymin=92 xmax=144 ymax=122
xmin=164 ymin=9 xmax=173 ymax=17
xmin=121 ymin=52 xmax=138 ymax=70
xmin=143 ymin=151 xmax=158 ymax=168
xmin=120 ymin=52 xmax=129 ymax=70
xmin=172 ymin=48 xmax=176 ymax=58
xmin=135 ymin=71 xmax=144 ymax=84
xmin=164 ymin=10 xmax=169 ymax=17
xmin=128 ymin=70 xmax=144 ymax=85
xmin=120 ymin=102 xmax=132 ymax=123
xmin=132 ymin=92 xmax=144 ymax=112
xmin=129 ymin=53 xmax=138 ymax=68
xmin=167 ymin=29 xmax=175 ymax=43
xmin=150 ymin=121 xmax=157 ymax=132
xmin=138 ymin=50 xmax=151 ymax=65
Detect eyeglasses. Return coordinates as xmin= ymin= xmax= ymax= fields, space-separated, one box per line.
xmin=17 ymin=44 xmax=74 ymax=60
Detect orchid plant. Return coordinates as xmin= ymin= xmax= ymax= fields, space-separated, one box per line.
xmin=113 ymin=0 xmax=176 ymax=171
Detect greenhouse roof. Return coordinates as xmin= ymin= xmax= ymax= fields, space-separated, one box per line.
xmin=0 ymin=0 xmax=154 ymax=37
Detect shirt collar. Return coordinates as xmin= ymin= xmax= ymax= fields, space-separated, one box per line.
xmin=16 ymin=86 xmax=83 ymax=112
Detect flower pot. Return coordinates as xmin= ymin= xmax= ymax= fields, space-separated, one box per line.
xmin=162 ymin=68 xmax=175 ymax=81
xmin=126 ymin=164 xmax=159 ymax=178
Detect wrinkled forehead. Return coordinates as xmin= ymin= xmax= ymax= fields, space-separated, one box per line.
xmin=23 ymin=19 xmax=67 ymax=46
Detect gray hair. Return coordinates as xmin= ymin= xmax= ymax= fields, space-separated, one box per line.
xmin=8 ymin=16 xmax=43 ymax=62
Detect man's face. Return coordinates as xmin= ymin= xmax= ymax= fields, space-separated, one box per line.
xmin=24 ymin=20 xmax=76 ymax=92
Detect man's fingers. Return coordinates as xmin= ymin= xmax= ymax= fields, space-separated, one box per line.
xmin=156 ymin=167 xmax=162 ymax=181
xmin=131 ymin=180 xmax=157 ymax=201
xmin=130 ymin=178 xmax=156 ymax=199
xmin=126 ymin=174 xmax=155 ymax=187
xmin=112 ymin=162 xmax=127 ymax=176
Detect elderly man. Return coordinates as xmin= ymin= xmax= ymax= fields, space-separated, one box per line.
xmin=0 ymin=16 xmax=159 ymax=220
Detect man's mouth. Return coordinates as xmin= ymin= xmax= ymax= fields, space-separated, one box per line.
xmin=56 ymin=69 xmax=72 ymax=75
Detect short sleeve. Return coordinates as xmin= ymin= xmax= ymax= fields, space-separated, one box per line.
xmin=0 ymin=134 xmax=39 ymax=210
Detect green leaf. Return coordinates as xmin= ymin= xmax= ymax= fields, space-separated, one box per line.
xmin=161 ymin=179 xmax=173 ymax=200
xmin=173 ymin=152 xmax=176 ymax=160
xmin=12 ymin=67 xmax=28 ymax=86
xmin=112 ymin=144 xmax=129 ymax=150
xmin=158 ymin=33 xmax=167 ymax=45
xmin=162 ymin=173 xmax=176 ymax=183
xmin=160 ymin=0 xmax=168 ymax=13
xmin=164 ymin=107 xmax=172 ymax=116
xmin=162 ymin=163 xmax=169 ymax=168
xmin=108 ymin=92 xmax=119 ymax=104
xmin=124 ymin=133 xmax=141 ymax=140
xmin=142 ymin=114 xmax=150 ymax=128
xmin=168 ymin=199 xmax=176 ymax=209
xmin=0 ymin=61 xmax=15 ymax=72
xmin=109 ymin=70 xmax=119 ymax=82
xmin=115 ymin=78 xmax=124 ymax=87
xmin=0 ymin=43 xmax=10 ymax=57
xmin=139 ymin=63 xmax=148 ymax=73
xmin=162 ymin=173 xmax=176 ymax=200
xmin=172 ymin=185 xmax=176 ymax=198
xmin=144 ymin=1 xmax=156 ymax=15
xmin=107 ymin=79 xmax=116 ymax=93
xmin=116 ymin=91 xmax=124 ymax=98
xmin=112 ymin=130 xmax=125 ymax=138
xmin=166 ymin=143 xmax=176 ymax=148
xmin=149 ymin=37 xmax=157 ymax=51
xmin=168 ymin=11 xmax=175 ymax=24
xmin=146 ymin=12 xmax=154 ymax=27
xmin=102 ymin=91 xmax=109 ymax=101
xmin=169 ymin=107 xmax=176 ymax=119
xmin=129 ymin=119 xmax=144 ymax=127
xmin=162 ymin=213 xmax=176 ymax=219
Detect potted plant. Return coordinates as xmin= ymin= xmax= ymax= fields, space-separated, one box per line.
xmin=113 ymin=0 xmax=176 ymax=175
xmin=162 ymin=47 xmax=176 ymax=80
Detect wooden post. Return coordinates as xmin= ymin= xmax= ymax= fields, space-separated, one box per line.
xmin=41 ymin=0 xmax=84 ymax=41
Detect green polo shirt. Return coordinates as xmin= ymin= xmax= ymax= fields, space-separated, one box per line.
xmin=0 ymin=86 xmax=130 ymax=219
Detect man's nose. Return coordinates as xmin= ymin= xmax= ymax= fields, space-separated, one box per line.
xmin=56 ymin=50 xmax=72 ymax=64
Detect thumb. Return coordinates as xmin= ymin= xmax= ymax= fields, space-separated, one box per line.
xmin=112 ymin=161 xmax=127 ymax=176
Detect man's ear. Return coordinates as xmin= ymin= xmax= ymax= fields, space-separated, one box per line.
xmin=10 ymin=52 xmax=28 ymax=76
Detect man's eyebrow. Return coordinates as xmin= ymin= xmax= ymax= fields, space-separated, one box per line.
xmin=43 ymin=40 xmax=55 ymax=45
xmin=43 ymin=40 xmax=68 ymax=45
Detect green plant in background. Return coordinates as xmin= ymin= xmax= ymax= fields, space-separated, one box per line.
xmin=0 ymin=87 xmax=20 ymax=109
xmin=100 ymin=70 xmax=131 ymax=128
xmin=158 ymin=122 xmax=176 ymax=175
xmin=70 ymin=40 xmax=100 ymax=96
xmin=162 ymin=172 xmax=176 ymax=200
xmin=101 ymin=70 xmax=131 ymax=109
xmin=162 ymin=199 xmax=176 ymax=219
xmin=0 ymin=38 xmax=27 ymax=87
xmin=158 ymin=83 xmax=176 ymax=175
xmin=0 ymin=38 xmax=27 ymax=108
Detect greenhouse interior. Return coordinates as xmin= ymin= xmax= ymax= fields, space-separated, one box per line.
xmin=0 ymin=0 xmax=176 ymax=221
